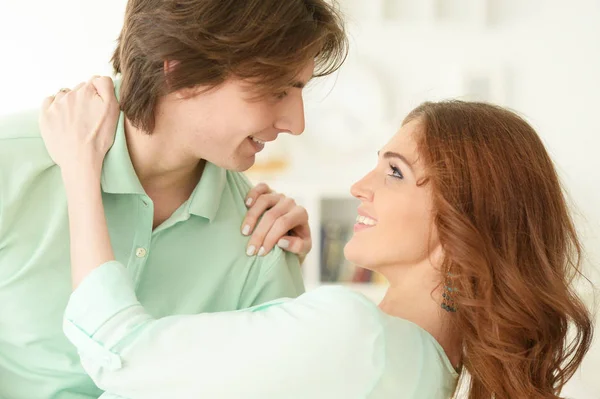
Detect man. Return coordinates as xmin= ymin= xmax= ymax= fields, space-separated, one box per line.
xmin=0 ymin=0 xmax=347 ymax=397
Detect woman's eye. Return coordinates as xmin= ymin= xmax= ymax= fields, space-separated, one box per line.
xmin=388 ymin=164 xmax=404 ymax=179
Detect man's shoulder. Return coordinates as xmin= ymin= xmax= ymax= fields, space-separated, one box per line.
xmin=0 ymin=108 xmax=43 ymax=141
xmin=218 ymin=169 xmax=255 ymax=215
xmin=0 ymin=108 xmax=53 ymax=178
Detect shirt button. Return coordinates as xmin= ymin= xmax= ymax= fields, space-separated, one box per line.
xmin=135 ymin=247 xmax=147 ymax=258
xmin=141 ymin=199 xmax=149 ymax=207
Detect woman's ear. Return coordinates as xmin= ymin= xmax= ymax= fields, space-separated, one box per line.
xmin=428 ymin=238 xmax=445 ymax=269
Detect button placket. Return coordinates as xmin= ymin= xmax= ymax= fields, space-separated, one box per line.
xmin=129 ymin=196 xmax=153 ymax=287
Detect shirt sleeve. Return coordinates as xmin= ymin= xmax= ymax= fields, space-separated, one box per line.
xmin=63 ymin=261 xmax=384 ymax=399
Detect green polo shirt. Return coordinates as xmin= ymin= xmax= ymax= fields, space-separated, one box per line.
xmin=0 ymin=90 xmax=304 ymax=398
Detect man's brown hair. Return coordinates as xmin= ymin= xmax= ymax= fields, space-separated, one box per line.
xmin=112 ymin=0 xmax=348 ymax=132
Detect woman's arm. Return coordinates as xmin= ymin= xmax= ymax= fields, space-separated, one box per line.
xmin=39 ymin=77 xmax=120 ymax=288
xmin=62 ymin=167 xmax=115 ymax=288
xmin=63 ymin=266 xmax=382 ymax=399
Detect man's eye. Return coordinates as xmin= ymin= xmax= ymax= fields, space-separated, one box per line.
xmin=274 ymin=91 xmax=288 ymax=100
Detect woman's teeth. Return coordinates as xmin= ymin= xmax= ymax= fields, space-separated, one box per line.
xmin=356 ymin=215 xmax=377 ymax=226
xmin=250 ymin=136 xmax=265 ymax=145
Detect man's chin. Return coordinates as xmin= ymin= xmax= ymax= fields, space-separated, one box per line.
xmin=219 ymin=156 xmax=255 ymax=172
xmin=238 ymin=157 xmax=257 ymax=172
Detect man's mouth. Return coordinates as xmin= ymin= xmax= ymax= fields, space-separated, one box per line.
xmin=250 ymin=136 xmax=265 ymax=145
xmin=248 ymin=136 xmax=266 ymax=152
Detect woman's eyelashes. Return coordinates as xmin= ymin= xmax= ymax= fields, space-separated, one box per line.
xmin=388 ymin=163 xmax=404 ymax=180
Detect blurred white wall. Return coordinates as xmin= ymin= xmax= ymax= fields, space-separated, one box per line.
xmin=0 ymin=0 xmax=126 ymax=110
xmin=0 ymin=0 xmax=598 ymax=397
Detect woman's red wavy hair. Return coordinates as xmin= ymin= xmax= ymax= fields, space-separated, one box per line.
xmin=405 ymin=101 xmax=594 ymax=398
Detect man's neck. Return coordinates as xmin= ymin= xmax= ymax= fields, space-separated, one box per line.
xmin=124 ymin=118 xmax=204 ymax=195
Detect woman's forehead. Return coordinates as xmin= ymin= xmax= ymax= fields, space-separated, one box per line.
xmin=382 ymin=119 xmax=422 ymax=164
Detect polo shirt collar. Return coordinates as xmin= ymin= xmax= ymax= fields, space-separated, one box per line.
xmin=101 ymin=78 xmax=227 ymax=222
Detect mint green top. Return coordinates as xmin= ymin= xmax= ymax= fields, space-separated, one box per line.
xmin=0 ymin=98 xmax=304 ymax=398
xmin=64 ymin=261 xmax=459 ymax=399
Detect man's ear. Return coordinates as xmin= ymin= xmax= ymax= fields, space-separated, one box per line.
xmin=163 ymin=59 xmax=180 ymax=76
xmin=164 ymin=60 xmax=188 ymax=98
xmin=164 ymin=59 xmax=179 ymax=85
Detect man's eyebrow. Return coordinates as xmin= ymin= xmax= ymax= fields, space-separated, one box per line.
xmin=291 ymin=75 xmax=315 ymax=89
xmin=291 ymin=81 xmax=306 ymax=89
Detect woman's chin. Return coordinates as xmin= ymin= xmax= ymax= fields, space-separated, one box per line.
xmin=344 ymin=240 xmax=369 ymax=268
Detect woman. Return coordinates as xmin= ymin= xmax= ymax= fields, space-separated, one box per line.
xmin=40 ymin=78 xmax=593 ymax=398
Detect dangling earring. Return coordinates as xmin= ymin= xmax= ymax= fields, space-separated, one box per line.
xmin=441 ymin=273 xmax=458 ymax=313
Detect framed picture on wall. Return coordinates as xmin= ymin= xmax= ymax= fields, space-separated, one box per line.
xmin=433 ymin=0 xmax=491 ymax=28
xmin=434 ymin=63 xmax=511 ymax=106
xmin=458 ymin=65 xmax=511 ymax=105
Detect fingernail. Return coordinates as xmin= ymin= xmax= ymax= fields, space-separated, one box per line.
xmin=246 ymin=245 xmax=256 ymax=256
xmin=246 ymin=198 xmax=253 ymax=206
xmin=277 ymin=239 xmax=290 ymax=249
xmin=242 ymin=225 xmax=250 ymax=236
xmin=258 ymin=247 xmax=266 ymax=257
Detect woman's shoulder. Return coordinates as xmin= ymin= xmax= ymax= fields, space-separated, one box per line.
xmin=303 ymin=287 xmax=453 ymax=361
xmin=268 ymin=286 xmax=385 ymax=355
xmin=301 ymin=285 xmax=379 ymax=305
xmin=379 ymin=315 xmax=460 ymax=396
xmin=294 ymin=287 xmax=458 ymax=397
xmin=295 ymin=285 xmax=383 ymax=323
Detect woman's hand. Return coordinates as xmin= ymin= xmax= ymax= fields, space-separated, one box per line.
xmin=242 ymin=183 xmax=312 ymax=263
xmin=39 ymin=76 xmax=120 ymax=289
xmin=39 ymin=76 xmax=120 ymax=178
